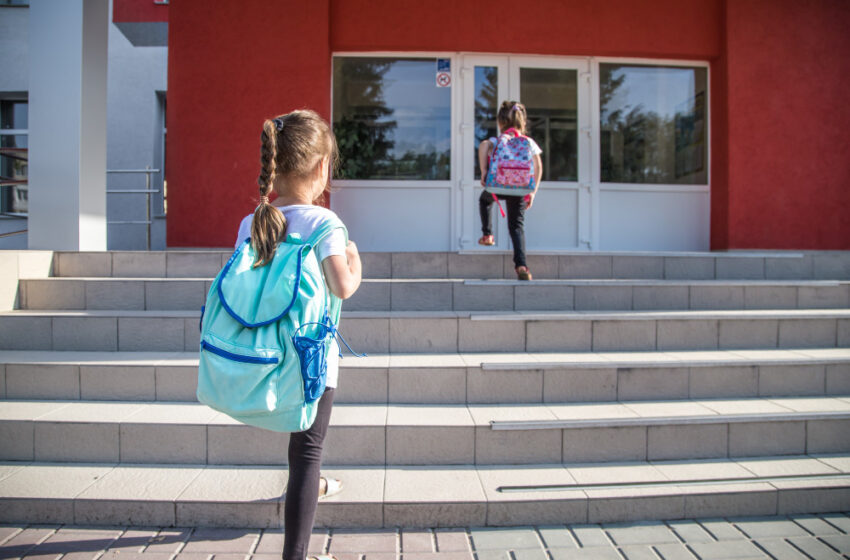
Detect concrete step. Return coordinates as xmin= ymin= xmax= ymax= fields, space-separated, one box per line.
xmin=1 ymin=455 xmax=849 ymax=527
xmin=18 ymin=277 xmax=850 ymax=311
xmin=46 ymin=250 xmax=850 ymax=280
xmin=1 ymin=349 xmax=849 ymax=404
xmin=1 ymin=309 xmax=848 ymax=352
xmin=2 ymin=397 xmax=849 ymax=465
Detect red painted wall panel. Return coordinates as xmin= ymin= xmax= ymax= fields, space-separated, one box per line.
xmin=113 ymin=0 xmax=168 ymax=23
xmin=168 ymin=0 xmax=725 ymax=247
xmin=725 ymin=0 xmax=850 ymax=249
xmin=167 ymin=0 xmax=331 ymax=247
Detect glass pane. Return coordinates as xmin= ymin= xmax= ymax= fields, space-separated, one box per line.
xmin=520 ymin=68 xmax=578 ymax=182
xmin=600 ymin=64 xmax=708 ymax=184
xmin=333 ymin=57 xmax=451 ymax=180
xmin=473 ymin=66 xmax=498 ymax=180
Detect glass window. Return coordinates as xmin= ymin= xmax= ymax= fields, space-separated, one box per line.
xmin=600 ymin=64 xmax=707 ymax=185
xmin=521 ymin=68 xmax=578 ymax=182
xmin=473 ymin=66 xmax=498 ymax=180
xmin=333 ymin=57 xmax=451 ymax=180
xmin=1 ymin=99 xmax=28 ymax=213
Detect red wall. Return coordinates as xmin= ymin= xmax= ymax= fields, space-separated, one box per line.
xmin=167 ymin=0 xmax=848 ymax=249
xmin=113 ymin=0 xmax=168 ymax=23
xmin=724 ymin=0 xmax=850 ymax=249
xmin=167 ymin=0 xmax=330 ymax=247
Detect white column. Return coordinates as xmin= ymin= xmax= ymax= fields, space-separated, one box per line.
xmin=28 ymin=0 xmax=108 ymax=250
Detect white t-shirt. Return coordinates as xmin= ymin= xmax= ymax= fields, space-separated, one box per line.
xmin=235 ymin=204 xmax=347 ymax=389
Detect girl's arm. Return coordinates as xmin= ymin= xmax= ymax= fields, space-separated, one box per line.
xmin=478 ymin=140 xmax=492 ymax=186
xmin=526 ymin=153 xmax=543 ymax=209
xmin=322 ymin=240 xmax=362 ymax=300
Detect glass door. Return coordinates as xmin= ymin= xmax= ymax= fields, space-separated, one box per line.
xmin=459 ymin=56 xmax=592 ymax=252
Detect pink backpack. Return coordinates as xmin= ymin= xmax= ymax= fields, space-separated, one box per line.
xmin=484 ymin=127 xmax=535 ymax=196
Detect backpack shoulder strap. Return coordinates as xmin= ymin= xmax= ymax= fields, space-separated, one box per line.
xmin=305 ymin=216 xmax=348 ymax=250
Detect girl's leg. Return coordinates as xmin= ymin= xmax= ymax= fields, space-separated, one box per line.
xmin=504 ymin=195 xmax=528 ymax=268
xmin=479 ymin=190 xmax=494 ymax=236
xmin=283 ymin=388 xmax=335 ymax=560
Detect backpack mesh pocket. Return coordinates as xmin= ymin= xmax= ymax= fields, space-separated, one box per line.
xmin=292 ymin=322 xmax=332 ymax=403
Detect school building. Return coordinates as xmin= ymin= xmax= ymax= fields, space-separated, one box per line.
xmin=5 ymin=0 xmax=850 ymax=253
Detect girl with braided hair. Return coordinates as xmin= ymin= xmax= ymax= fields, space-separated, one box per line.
xmin=234 ymin=109 xmax=361 ymax=560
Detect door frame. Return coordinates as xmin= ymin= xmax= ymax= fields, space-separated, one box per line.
xmin=457 ymin=54 xmax=594 ymax=252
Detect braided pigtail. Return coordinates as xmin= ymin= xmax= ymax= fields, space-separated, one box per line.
xmin=251 ymin=119 xmax=287 ymax=268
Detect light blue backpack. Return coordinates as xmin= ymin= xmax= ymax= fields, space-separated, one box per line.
xmin=197 ymin=218 xmax=357 ymax=432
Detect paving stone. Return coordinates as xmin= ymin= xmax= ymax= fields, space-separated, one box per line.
xmin=391 ymin=318 xmax=458 ymax=353
xmin=749 ymin=538 xmax=808 ymax=559
xmin=434 ymin=529 xmax=471 ymax=552
xmin=612 ymin=256 xmax=664 ymax=280
xmin=448 ymin=254 xmax=503 ymax=279
xmin=118 ymin=317 xmax=185 ymax=352
xmin=327 ymin=529 xmax=399 ymax=554
xmin=105 ymin=528 xmax=160 ymax=552
xmin=586 ymin=487 xmax=684 ymax=524
xmin=652 ymin=543 xmax=698 ymax=559
xmin=826 ymin=363 xmax=850 ymax=395
xmin=665 ymin=520 xmax=713 ymax=544
xmin=80 ymin=365 xmax=156 ymax=400
xmin=563 ymin=426 xmax=646 ymax=462
xmin=549 ymin=546 xmax=621 ymax=560
xmin=392 ymin=253 xmax=447 ymax=279
xmin=155 ymin=365 xmax=199 ymax=401
xmin=728 ymin=421 xmax=806 ymax=457
xmin=819 ymin=513 xmax=850 ymax=533
xmin=0 ymin=316 xmax=52 ymax=350
xmin=697 ymin=518 xmax=748 ymax=541
xmin=798 ymin=285 xmax=849 ymax=309
xmin=23 ymin=280 xmax=85 ymax=310
xmin=339 ymin=318 xmax=389 ymax=353
xmin=145 ymin=280 xmax=206 ymax=311
xmin=664 ymin=258 xmax=713 ymax=280
xmin=788 ymin=514 xmax=843 ymax=536
xmin=510 ymin=549 xmax=548 ymax=560
xmin=0 ymin=527 xmax=58 ymax=558
xmin=467 ymin=368 xmax=542 ymax=404
xmin=647 ymin=424 xmax=727 ymax=461
xmin=568 ymin=525 xmax=611 ymax=548
xmin=53 ymin=317 xmax=118 ymax=351
xmin=604 ymin=521 xmax=679 ymax=546
xmin=574 ymin=286 xmax=632 ymax=311
xmin=806 ymin=419 xmax=850 ymax=453
xmin=470 ymin=527 xmax=541 ymax=550
xmin=687 ymin=539 xmax=764 ymax=559
xmin=716 ymin=258 xmax=765 ymax=280
xmin=32 ymin=528 xmax=122 ymax=555
xmin=786 ymin=537 xmax=845 ymax=558
xmin=689 ymin=366 xmax=758 ymax=399
xmin=143 ymin=528 xmax=193 ymax=554
xmin=758 ymin=364 xmax=825 ymax=397
xmin=57 ymin=252 xmax=111 ymax=277
xmin=166 ymin=253 xmax=222 ymax=278
xmin=536 ymin=527 xmax=577 ymax=549
xmin=818 ymin=534 xmax=850 ymax=554
xmin=731 ymin=517 xmax=810 ymax=539
xmin=400 ymin=529 xmax=434 ymax=553
xmin=112 ymin=252 xmax=167 ymax=277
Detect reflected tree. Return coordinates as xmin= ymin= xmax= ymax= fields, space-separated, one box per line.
xmin=333 ymin=60 xmax=397 ymax=179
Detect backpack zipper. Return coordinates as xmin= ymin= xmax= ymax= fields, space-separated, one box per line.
xmin=201 ymin=340 xmax=279 ymax=364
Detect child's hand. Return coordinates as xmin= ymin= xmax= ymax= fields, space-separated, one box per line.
xmin=525 ymin=192 xmax=535 ymax=210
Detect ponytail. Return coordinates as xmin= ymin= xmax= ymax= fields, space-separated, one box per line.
xmin=251 ymin=119 xmax=287 ymax=268
xmin=497 ymin=100 xmax=528 ymax=135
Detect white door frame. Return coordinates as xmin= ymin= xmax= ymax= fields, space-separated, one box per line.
xmin=458 ymin=54 xmax=594 ymax=252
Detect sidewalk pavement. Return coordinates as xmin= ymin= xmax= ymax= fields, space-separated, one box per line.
xmin=2 ymin=514 xmax=850 ymax=560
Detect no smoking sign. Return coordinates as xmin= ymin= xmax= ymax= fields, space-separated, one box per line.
xmin=436 ymin=58 xmax=451 ymax=88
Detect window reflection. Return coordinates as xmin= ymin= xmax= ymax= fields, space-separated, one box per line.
xmin=333 ymin=57 xmax=451 ymax=180
xmin=520 ymin=68 xmax=578 ymax=182
xmin=474 ymin=66 xmax=498 ymax=180
xmin=600 ymin=64 xmax=707 ymax=184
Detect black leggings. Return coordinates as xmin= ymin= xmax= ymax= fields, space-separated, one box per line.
xmin=283 ymin=387 xmax=335 ymax=560
xmin=479 ymin=191 xmax=528 ymax=268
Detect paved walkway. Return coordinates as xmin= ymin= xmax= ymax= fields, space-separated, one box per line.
xmin=2 ymin=514 xmax=850 ymax=560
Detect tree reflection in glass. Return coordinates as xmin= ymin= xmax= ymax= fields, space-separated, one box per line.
xmin=474 ymin=67 xmax=498 ymax=180
xmin=600 ymin=64 xmax=707 ymax=185
xmin=333 ymin=58 xmax=451 ymax=180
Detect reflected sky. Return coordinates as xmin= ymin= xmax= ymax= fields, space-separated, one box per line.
xmin=378 ymin=60 xmax=451 ymax=157
xmin=601 ymin=65 xmax=701 ymax=122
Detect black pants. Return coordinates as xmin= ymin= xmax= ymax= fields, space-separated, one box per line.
xmin=479 ymin=190 xmax=527 ymax=268
xmin=283 ymin=387 xmax=335 ymax=560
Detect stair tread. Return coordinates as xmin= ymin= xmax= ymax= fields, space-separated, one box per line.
xmin=1 ymin=455 xmax=847 ymax=503
xmin=2 ymin=348 xmax=848 ymax=368
xmin=4 ymin=396 xmax=849 ymax=427
xmin=6 ymin=308 xmax=850 ymax=320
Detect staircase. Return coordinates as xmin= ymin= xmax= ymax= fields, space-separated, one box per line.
xmin=0 ymin=249 xmax=849 ymax=528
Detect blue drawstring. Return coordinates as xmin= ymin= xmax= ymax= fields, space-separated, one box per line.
xmin=292 ymin=320 xmax=367 ymax=358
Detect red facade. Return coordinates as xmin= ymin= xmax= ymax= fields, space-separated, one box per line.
xmin=151 ymin=0 xmax=849 ymax=249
